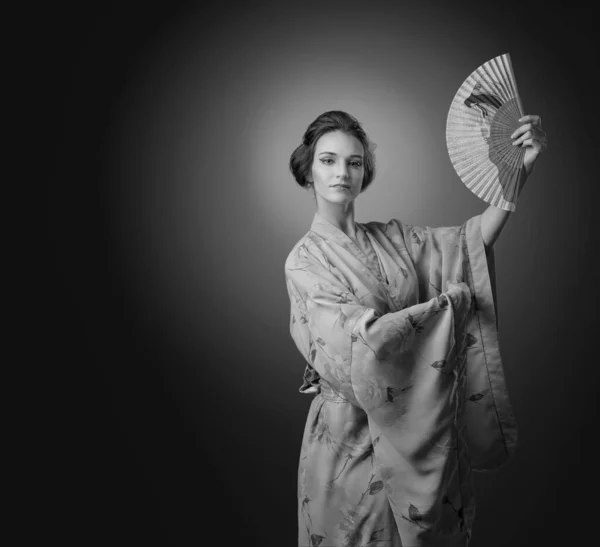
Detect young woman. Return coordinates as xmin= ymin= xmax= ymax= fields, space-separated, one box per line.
xmin=284 ymin=110 xmax=546 ymax=546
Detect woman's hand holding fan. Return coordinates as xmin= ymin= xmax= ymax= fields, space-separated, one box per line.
xmin=511 ymin=114 xmax=547 ymax=176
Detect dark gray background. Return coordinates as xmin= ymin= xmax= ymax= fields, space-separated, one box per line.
xmin=46 ymin=1 xmax=597 ymax=544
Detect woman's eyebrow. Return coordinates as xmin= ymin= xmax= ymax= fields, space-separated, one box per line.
xmin=318 ymin=152 xmax=363 ymax=158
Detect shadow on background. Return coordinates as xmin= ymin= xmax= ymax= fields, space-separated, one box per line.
xmin=44 ymin=1 xmax=597 ymax=545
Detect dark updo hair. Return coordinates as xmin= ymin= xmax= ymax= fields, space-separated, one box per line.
xmin=289 ymin=110 xmax=377 ymax=193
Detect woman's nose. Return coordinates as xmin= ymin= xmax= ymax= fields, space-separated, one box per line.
xmin=337 ymin=165 xmax=349 ymax=178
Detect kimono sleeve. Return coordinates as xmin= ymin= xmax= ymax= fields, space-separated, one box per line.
xmin=285 ymin=242 xmax=472 ymax=410
xmin=391 ymin=214 xmax=518 ymax=471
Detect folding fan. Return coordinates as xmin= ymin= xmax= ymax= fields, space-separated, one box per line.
xmin=446 ymin=53 xmax=525 ymax=211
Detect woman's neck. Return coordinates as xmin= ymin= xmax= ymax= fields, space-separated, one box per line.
xmin=315 ymin=199 xmax=357 ymax=239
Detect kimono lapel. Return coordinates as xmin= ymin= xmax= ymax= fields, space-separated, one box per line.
xmin=362 ymin=228 xmax=405 ymax=313
xmin=309 ymin=213 xmax=400 ymax=312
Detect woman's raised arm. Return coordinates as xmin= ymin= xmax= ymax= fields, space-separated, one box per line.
xmin=480 ymin=114 xmax=547 ymax=250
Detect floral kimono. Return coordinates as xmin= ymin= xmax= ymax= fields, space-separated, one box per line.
xmin=284 ymin=212 xmax=517 ymax=547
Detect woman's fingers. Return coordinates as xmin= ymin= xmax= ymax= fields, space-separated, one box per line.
xmin=514 ymin=134 xmax=547 ymax=149
xmin=512 ymin=130 xmax=532 ymax=146
xmin=518 ymin=114 xmax=542 ymax=126
xmin=520 ymin=138 xmax=541 ymax=149
xmin=510 ymin=123 xmax=533 ymax=140
xmin=511 ymin=114 xmax=547 ymax=149
xmin=511 ymin=115 xmax=542 ymax=138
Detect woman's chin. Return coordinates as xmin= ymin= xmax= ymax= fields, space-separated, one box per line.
xmin=315 ymin=188 xmax=359 ymax=207
xmin=327 ymin=191 xmax=357 ymax=204
xmin=328 ymin=198 xmax=354 ymax=206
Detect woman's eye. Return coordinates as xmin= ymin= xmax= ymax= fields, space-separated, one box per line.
xmin=320 ymin=159 xmax=362 ymax=167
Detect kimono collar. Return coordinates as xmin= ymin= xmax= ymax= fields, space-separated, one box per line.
xmin=309 ymin=211 xmax=383 ymax=280
xmin=309 ymin=211 xmax=363 ymax=243
xmin=309 ymin=211 xmax=396 ymax=306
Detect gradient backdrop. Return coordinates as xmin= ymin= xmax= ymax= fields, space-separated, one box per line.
xmin=46 ymin=1 xmax=597 ymax=545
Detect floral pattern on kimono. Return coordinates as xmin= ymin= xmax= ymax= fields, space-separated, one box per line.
xmin=285 ymin=212 xmax=517 ymax=547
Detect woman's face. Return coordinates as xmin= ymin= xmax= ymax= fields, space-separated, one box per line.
xmin=308 ymin=131 xmax=364 ymax=206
